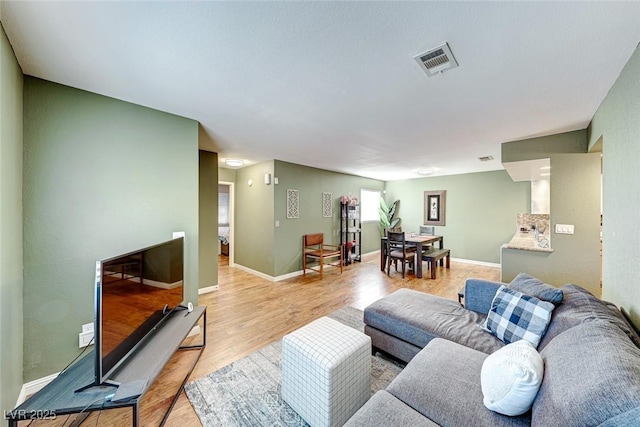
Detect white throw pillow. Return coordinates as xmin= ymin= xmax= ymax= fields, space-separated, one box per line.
xmin=480 ymin=339 xmax=544 ymax=416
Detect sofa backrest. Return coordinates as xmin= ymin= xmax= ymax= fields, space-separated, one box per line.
xmin=532 ymin=320 xmax=640 ymax=426
xmin=538 ymin=284 xmax=640 ymax=351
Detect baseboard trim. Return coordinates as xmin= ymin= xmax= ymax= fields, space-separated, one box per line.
xmin=198 ymin=285 xmax=219 ymax=295
xmin=451 ymin=257 xmax=500 ymax=268
xmin=233 ymin=264 xmax=305 ymax=282
xmin=16 ymin=371 xmax=60 ymax=406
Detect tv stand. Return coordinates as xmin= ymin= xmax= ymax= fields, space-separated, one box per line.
xmin=6 ymin=306 xmax=206 ymax=426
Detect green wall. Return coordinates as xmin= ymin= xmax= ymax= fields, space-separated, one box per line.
xmin=232 ymin=160 xmax=385 ymax=278
xmin=385 ymin=170 xmax=530 ymax=264
xmin=0 ymin=23 xmax=24 ymax=412
xmin=219 ymin=167 xmax=236 ymax=183
xmin=500 ymin=131 xmax=602 ymax=294
xmin=588 ymin=44 xmax=640 ymax=327
xmin=273 ymin=161 xmax=385 ymax=277
xmin=23 ymin=78 xmax=199 ymax=381
xmin=199 ymin=149 xmax=218 ymax=291
xmin=235 ymin=161 xmax=276 ymax=275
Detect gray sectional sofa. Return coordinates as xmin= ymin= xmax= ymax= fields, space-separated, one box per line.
xmin=345 ymin=276 xmax=640 ymax=426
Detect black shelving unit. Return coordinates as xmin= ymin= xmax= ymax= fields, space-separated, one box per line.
xmin=340 ymin=202 xmax=361 ymax=265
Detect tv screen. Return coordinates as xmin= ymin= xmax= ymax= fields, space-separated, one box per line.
xmin=95 ymin=237 xmax=184 ymax=384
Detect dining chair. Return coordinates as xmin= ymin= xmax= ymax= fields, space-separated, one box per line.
xmin=419 ymin=226 xmax=435 ymax=235
xmin=303 ymin=233 xmax=343 ymax=278
xmin=386 ymin=231 xmax=416 ymax=278
xmin=418 ymin=225 xmax=436 ymax=252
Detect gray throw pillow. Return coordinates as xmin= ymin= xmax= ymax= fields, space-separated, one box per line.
xmin=510 ymin=273 xmax=563 ymax=305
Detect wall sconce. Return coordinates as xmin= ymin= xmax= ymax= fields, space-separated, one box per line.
xmin=264 ymin=173 xmax=272 ymax=185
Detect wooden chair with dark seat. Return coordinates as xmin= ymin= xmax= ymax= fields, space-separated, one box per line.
xmin=386 ymin=231 xmax=417 ymax=278
xmin=303 ymin=233 xmax=343 ymax=278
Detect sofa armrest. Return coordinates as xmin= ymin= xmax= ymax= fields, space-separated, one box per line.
xmin=464 ymin=278 xmax=502 ymax=314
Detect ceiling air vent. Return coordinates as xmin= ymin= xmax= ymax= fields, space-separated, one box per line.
xmin=414 ymin=42 xmax=459 ymax=77
xmin=478 ymin=156 xmax=494 ymax=162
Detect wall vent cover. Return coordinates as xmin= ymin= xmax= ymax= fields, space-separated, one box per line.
xmin=414 ymin=42 xmax=459 ymax=77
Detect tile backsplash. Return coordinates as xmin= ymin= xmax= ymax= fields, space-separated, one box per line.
xmin=516 ymin=213 xmax=550 ymax=235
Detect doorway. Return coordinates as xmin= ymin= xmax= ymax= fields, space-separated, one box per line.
xmin=218 ymin=182 xmax=235 ymax=267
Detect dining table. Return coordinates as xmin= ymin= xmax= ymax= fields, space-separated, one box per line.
xmin=380 ymin=234 xmax=444 ymax=279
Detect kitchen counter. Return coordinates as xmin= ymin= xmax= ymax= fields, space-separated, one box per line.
xmin=503 ymin=232 xmax=554 ymax=253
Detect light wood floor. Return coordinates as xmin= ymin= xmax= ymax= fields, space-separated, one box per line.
xmin=27 ymin=252 xmax=499 ymax=426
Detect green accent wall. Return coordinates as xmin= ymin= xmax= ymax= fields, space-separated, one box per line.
xmin=500 ymin=131 xmax=602 ymax=294
xmin=199 ymin=149 xmax=218 ymax=291
xmin=219 ymin=167 xmax=236 ymax=183
xmin=0 ymin=23 xmax=24 ymax=412
xmin=273 ymin=161 xmax=385 ymax=277
xmin=385 ymin=170 xmax=530 ymax=264
xmin=22 ymin=78 xmax=199 ymax=381
xmin=235 ymin=161 xmax=275 ymax=275
xmin=588 ymin=44 xmax=640 ymax=327
xmin=232 ymin=160 xmax=385 ymax=277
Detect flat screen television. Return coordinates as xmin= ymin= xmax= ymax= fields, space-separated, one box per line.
xmin=90 ymin=237 xmax=185 ymax=388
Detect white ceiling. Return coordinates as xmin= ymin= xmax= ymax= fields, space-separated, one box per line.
xmin=2 ymin=1 xmax=639 ymax=181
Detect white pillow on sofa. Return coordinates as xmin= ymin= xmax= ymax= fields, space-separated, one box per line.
xmin=481 ymin=339 xmax=544 ymax=416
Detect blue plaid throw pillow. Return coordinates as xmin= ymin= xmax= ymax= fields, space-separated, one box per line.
xmin=484 ymin=285 xmax=555 ymax=348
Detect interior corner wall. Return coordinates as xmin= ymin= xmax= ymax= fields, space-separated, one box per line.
xmin=0 ymin=23 xmax=24 ymax=412
xmin=199 ymin=149 xmax=218 ymax=292
xmin=219 ymin=167 xmax=236 ymax=183
xmin=234 ymin=161 xmax=275 ymax=276
xmin=22 ymin=77 xmax=199 ymax=381
xmin=385 ymin=170 xmax=530 ymax=264
xmin=500 ymin=131 xmax=602 ymax=294
xmin=588 ymin=44 xmax=640 ymax=327
xmin=273 ymin=160 xmax=385 ymax=277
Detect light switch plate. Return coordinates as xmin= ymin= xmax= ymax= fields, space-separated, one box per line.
xmin=555 ymin=224 xmax=575 ymax=234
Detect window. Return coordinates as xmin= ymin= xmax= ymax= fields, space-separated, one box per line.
xmin=218 ymin=186 xmax=229 ymax=226
xmin=361 ymin=189 xmax=381 ymax=222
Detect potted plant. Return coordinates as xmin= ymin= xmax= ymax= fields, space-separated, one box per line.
xmin=379 ymin=198 xmax=400 ymax=236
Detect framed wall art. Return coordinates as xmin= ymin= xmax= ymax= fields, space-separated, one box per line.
xmin=322 ymin=192 xmax=333 ymax=217
xmin=287 ymin=189 xmax=299 ymax=219
xmin=424 ymin=190 xmax=446 ymax=226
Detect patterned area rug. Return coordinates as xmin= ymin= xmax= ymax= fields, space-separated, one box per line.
xmin=185 ymin=306 xmax=404 ymax=426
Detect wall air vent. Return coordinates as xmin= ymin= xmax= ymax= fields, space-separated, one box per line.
xmin=478 ymin=156 xmax=494 ymax=162
xmin=414 ymin=42 xmax=459 ymax=77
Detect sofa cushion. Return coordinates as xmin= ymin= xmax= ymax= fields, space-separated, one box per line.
xmin=537 ymin=284 xmax=640 ymax=350
xmin=481 ymin=340 xmax=544 ymax=416
xmin=343 ymin=390 xmax=439 ymax=427
xmin=365 ymin=288 xmax=504 ymax=354
xmin=484 ymin=286 xmax=554 ymax=348
xmin=387 ymin=338 xmax=530 ymax=427
xmin=532 ymin=320 xmax=640 ymax=426
xmin=508 ymin=273 xmax=563 ymax=305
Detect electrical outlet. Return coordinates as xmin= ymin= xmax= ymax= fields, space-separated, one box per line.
xmin=79 ymin=330 xmax=94 ymax=348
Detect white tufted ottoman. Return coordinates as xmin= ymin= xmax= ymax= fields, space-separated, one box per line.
xmin=282 ymin=316 xmax=371 ymax=427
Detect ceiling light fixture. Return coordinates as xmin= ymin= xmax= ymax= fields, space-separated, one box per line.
xmin=417 ymin=169 xmax=435 ymax=176
xmin=224 ymin=159 xmax=245 ymax=167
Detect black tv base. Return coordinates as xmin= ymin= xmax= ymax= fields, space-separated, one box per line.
xmin=5 ymin=306 xmax=206 ymax=427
